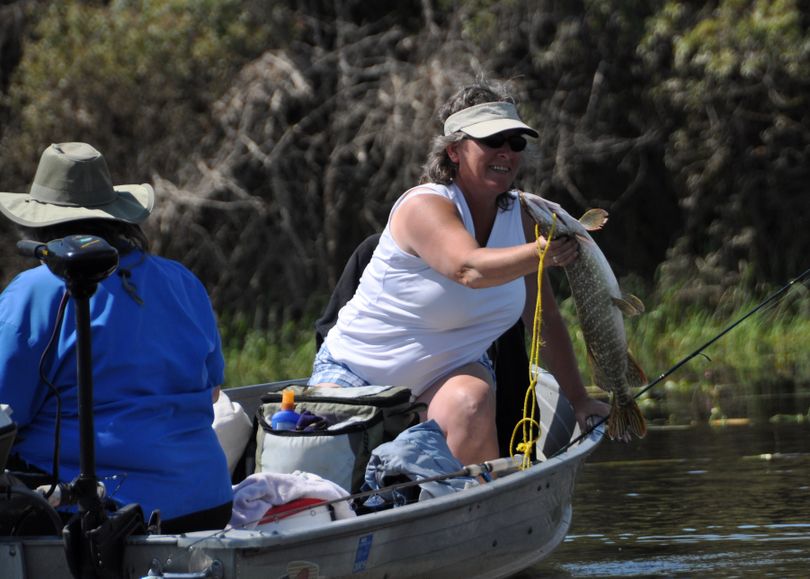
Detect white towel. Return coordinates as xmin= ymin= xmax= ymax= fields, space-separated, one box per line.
xmin=212 ymin=390 xmax=253 ymax=474
xmin=229 ymin=471 xmax=356 ymax=529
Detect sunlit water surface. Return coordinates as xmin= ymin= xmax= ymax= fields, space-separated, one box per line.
xmin=522 ymin=421 xmax=810 ymax=578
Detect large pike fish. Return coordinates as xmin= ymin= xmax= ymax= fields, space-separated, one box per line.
xmin=519 ymin=191 xmax=647 ymax=441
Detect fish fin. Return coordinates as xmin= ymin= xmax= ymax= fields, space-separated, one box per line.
xmin=578 ymin=208 xmax=609 ymax=231
xmin=606 ymin=396 xmax=624 ymax=440
xmin=607 ymin=397 xmax=647 ymax=440
xmin=625 ymin=293 xmax=646 ymax=314
xmin=625 ymin=352 xmax=647 ymax=388
xmin=518 ymin=191 xmax=528 ymax=208
xmin=586 ymin=347 xmax=611 ymax=392
xmin=612 ymin=293 xmax=645 ymax=316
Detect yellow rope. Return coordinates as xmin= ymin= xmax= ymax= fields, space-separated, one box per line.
xmin=510 ymin=214 xmax=557 ymax=470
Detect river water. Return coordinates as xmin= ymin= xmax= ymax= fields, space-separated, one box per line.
xmin=524 ymin=419 xmax=810 ymax=577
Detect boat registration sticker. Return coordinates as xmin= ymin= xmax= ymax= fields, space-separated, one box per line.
xmin=353 ymin=534 xmax=373 ymax=572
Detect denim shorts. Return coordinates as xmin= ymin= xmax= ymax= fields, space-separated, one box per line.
xmin=308 ymin=344 xmax=496 ymax=388
xmin=308 ymin=344 xmax=371 ymax=387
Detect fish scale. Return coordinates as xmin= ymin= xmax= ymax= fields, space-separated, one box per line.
xmin=519 ymin=191 xmax=647 ymax=440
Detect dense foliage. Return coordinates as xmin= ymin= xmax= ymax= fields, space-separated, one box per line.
xmin=644 ymin=0 xmax=810 ymax=301
xmin=1 ymin=0 xmax=808 ymax=335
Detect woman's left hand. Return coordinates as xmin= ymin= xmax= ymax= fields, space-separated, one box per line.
xmin=571 ymin=396 xmax=611 ymax=434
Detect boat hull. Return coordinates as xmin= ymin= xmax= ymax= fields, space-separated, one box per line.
xmin=1 ymin=379 xmax=602 ymax=578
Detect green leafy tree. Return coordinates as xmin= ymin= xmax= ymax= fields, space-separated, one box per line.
xmin=641 ymin=0 xmax=810 ymax=300
xmin=1 ymin=0 xmax=277 ymax=185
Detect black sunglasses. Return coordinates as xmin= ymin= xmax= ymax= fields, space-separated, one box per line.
xmin=475 ymin=134 xmax=527 ymax=152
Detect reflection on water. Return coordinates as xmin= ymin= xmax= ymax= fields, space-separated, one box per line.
xmin=524 ymin=421 xmax=810 ymax=578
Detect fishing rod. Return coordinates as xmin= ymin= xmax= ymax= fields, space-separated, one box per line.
xmin=273 ymin=456 xmax=519 ymax=521
xmin=188 ymin=455 xmax=523 ymax=541
xmin=552 ymin=266 xmax=810 ymax=457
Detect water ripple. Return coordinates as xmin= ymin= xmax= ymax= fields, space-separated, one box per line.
xmin=530 ymin=423 xmax=810 ymax=577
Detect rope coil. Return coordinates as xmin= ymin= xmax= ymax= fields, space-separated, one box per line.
xmin=510 ymin=215 xmax=557 ymax=469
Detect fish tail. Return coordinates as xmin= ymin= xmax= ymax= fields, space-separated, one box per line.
xmin=607 ymin=396 xmax=647 ymax=440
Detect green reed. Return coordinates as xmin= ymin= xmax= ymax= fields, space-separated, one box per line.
xmin=220 ymin=317 xmax=315 ymax=388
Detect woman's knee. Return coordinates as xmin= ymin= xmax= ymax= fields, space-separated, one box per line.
xmin=429 ymin=376 xmax=495 ymax=424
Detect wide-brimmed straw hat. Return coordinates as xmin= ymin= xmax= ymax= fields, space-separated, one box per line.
xmin=0 ymin=142 xmax=154 ymax=228
xmin=443 ymin=101 xmax=539 ymax=139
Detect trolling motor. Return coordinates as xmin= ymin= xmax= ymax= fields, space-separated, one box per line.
xmin=15 ymin=235 xmax=146 ymax=579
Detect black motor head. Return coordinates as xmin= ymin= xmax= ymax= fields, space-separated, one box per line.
xmin=17 ymin=235 xmax=119 ymax=292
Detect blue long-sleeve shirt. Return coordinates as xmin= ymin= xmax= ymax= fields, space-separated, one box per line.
xmin=0 ymin=250 xmax=232 ymax=520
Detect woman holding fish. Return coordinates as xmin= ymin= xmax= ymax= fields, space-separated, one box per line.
xmin=310 ymin=79 xmax=610 ymax=465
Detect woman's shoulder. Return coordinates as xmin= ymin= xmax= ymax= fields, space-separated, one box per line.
xmin=1 ymin=265 xmax=63 ymax=303
xmin=402 ymin=182 xmax=454 ymax=199
xmin=146 ymin=253 xmax=198 ymax=277
xmin=143 ymin=254 xmax=211 ymax=295
xmin=0 ymin=265 xmax=64 ymax=330
xmin=393 ymin=182 xmax=458 ymax=210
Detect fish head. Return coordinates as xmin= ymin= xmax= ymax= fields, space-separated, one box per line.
xmin=518 ymin=191 xmax=584 ymax=239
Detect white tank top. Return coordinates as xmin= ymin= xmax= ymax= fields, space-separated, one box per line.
xmin=325 ymin=183 xmax=526 ymax=396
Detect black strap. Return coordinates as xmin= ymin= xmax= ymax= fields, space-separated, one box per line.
xmin=116 ymin=251 xmax=146 ymax=305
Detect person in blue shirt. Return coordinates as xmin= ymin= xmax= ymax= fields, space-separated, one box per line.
xmin=0 ymin=142 xmax=233 ymax=533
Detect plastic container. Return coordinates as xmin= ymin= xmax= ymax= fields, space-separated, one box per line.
xmin=256 ymin=497 xmax=334 ymax=533
xmin=270 ymin=389 xmax=301 ymax=430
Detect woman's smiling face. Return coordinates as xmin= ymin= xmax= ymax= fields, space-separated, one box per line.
xmin=447 ymin=130 xmax=525 ymax=197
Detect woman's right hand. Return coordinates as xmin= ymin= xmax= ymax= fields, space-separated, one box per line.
xmin=538 ymin=235 xmax=579 ymax=268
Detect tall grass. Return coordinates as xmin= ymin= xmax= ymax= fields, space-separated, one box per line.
xmin=220 ymin=317 xmax=315 ymax=388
